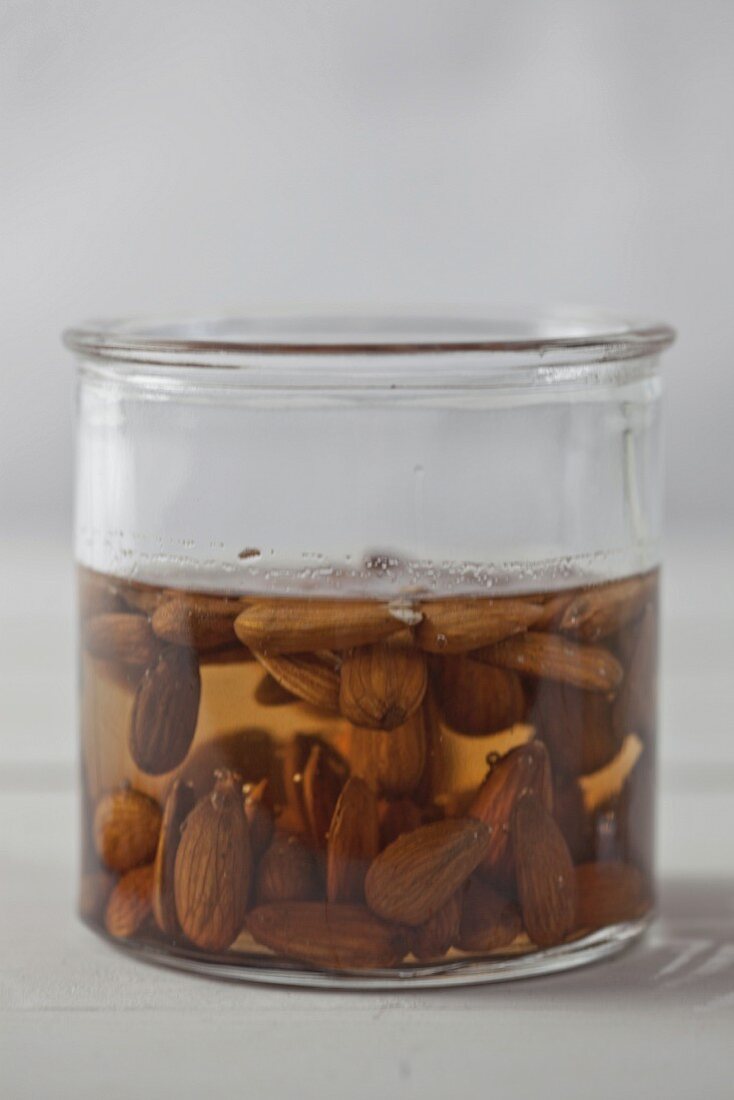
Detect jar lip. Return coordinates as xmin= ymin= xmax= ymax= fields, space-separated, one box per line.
xmin=63 ymin=308 xmax=675 ymax=386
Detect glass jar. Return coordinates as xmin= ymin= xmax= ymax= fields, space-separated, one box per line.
xmin=66 ymin=310 xmax=673 ymax=988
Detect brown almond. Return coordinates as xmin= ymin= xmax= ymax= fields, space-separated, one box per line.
xmin=513 ymin=792 xmax=577 ymax=947
xmin=326 ymin=778 xmax=379 ymax=903
xmin=531 ymin=681 xmax=620 ymax=775
xmin=416 ymin=598 xmax=543 ymax=654
xmin=378 ymin=798 xmax=424 ymax=848
xmin=247 ymin=902 xmax=408 ymax=969
xmin=152 ymin=779 xmax=196 ymax=936
xmin=575 ymin=861 xmax=649 ymax=929
xmin=151 ymin=594 xmax=245 ymax=651
xmin=129 ymin=647 xmax=201 ymax=775
xmin=473 ymin=632 xmax=623 ymax=694
xmin=468 ymin=741 xmax=553 ymax=882
xmin=93 ymin=786 xmax=162 ymax=872
xmin=234 ymin=599 xmax=404 ymax=654
xmin=244 ymin=779 xmax=274 ymax=862
xmin=302 ymin=742 xmax=348 ymax=848
xmin=347 ymin=709 xmax=426 ymax=797
xmin=180 ymin=729 xmax=274 ymax=800
xmin=533 ymin=592 xmax=574 ymax=632
xmin=365 ymin=818 xmax=492 ymax=927
xmin=340 ymin=644 xmax=427 ymax=731
xmin=105 ymin=864 xmax=154 ymax=939
xmin=613 ymin=603 xmax=658 ymax=739
xmin=174 ymin=771 xmax=251 ymax=950
xmin=432 ymin=656 xmax=525 ymax=735
xmin=255 ymin=834 xmax=319 ymax=905
xmin=458 ymin=878 xmax=523 ymax=952
xmin=85 ymin=613 xmax=161 ymax=667
xmin=119 ymin=581 xmax=169 ymax=616
xmin=254 ymin=652 xmax=341 ymax=712
xmin=559 ymin=573 xmax=656 ymax=641
xmin=411 ymin=892 xmax=462 ymax=960
xmin=79 ymin=572 xmax=125 ymax=620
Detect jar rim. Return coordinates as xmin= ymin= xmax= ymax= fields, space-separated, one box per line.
xmin=63 ymin=308 xmax=675 ymax=388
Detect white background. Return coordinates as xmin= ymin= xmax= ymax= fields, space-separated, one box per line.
xmin=1 ymin=0 xmax=733 ymax=539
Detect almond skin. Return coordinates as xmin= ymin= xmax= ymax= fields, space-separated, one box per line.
xmin=513 ymin=792 xmax=577 ymax=947
xmin=105 ymin=864 xmax=154 ymax=939
xmin=559 ymin=573 xmax=656 ymax=641
xmin=432 ymin=656 xmax=526 ymax=735
xmin=302 ymin=742 xmax=348 ymax=848
xmin=254 ymin=652 xmax=341 ymax=712
xmin=531 ymin=682 xmax=619 ymax=776
xmin=458 ymin=878 xmax=523 ymax=953
xmin=255 ymin=835 xmax=319 ymax=905
xmin=129 ymin=646 xmax=201 ymax=775
xmin=468 ymin=741 xmax=553 ymax=883
xmin=152 ymin=779 xmax=196 ymax=936
xmin=85 ymin=613 xmax=161 ymax=667
xmin=326 ymin=778 xmax=380 ymax=903
xmin=473 ymin=632 xmax=624 ymax=695
xmin=365 ymin=818 xmax=492 ymax=927
xmin=234 ymin=599 xmax=404 ymax=654
xmin=340 ymin=644 xmax=427 ymax=731
xmin=416 ymin=598 xmax=543 ymax=654
xmin=411 ymin=892 xmax=462 ymax=960
xmin=247 ymin=902 xmax=408 ymax=969
xmin=378 ymin=798 xmax=424 ymax=848
xmin=152 ymin=594 xmax=244 ymax=651
xmin=93 ymin=787 xmax=162 ymax=873
xmin=347 ymin=710 xmax=426 ymax=797
xmin=174 ymin=771 xmax=251 ymax=950
xmin=575 ymin=861 xmax=649 ymax=930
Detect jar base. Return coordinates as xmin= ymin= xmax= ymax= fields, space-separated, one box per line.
xmin=86 ymin=915 xmax=653 ymax=990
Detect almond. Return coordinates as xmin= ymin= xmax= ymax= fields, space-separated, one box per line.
xmin=559 ymin=573 xmax=656 ymax=641
xmin=613 ymin=603 xmax=658 ymax=739
xmin=468 ymin=741 xmax=553 ymax=882
xmin=416 ymin=597 xmax=543 ymax=654
xmin=234 ymin=599 xmax=404 ymax=654
xmin=105 ymin=864 xmax=154 ymax=939
xmin=473 ymin=632 xmax=624 ymax=694
xmin=152 ymin=594 xmax=245 ymax=651
xmin=513 ymin=792 xmax=577 ymax=947
xmin=574 ymin=861 xmax=649 ymax=929
xmin=254 ymin=652 xmax=341 ymax=712
xmin=181 ymin=729 xmax=274 ymax=800
xmin=531 ymin=681 xmax=620 ymax=775
xmin=129 ymin=647 xmax=201 ymax=775
xmin=326 ymin=778 xmax=379 ymax=903
xmin=431 ymin=656 xmax=525 ymax=735
xmin=340 ymin=644 xmax=427 ymax=730
xmin=247 ymin=902 xmax=408 ymax=969
xmin=93 ymin=786 xmax=162 ymax=872
xmin=302 ymin=742 xmax=348 ymax=848
xmin=411 ymin=892 xmax=462 ymax=960
xmin=378 ymin=798 xmax=424 ymax=848
xmin=174 ymin=771 xmax=251 ymax=950
xmin=85 ymin=613 xmax=161 ymax=667
xmin=458 ymin=878 xmax=522 ymax=952
xmin=347 ymin=709 xmax=426 ymax=797
xmin=533 ymin=592 xmax=574 ymax=632
xmin=79 ymin=571 xmax=125 ymax=620
xmin=244 ymin=779 xmax=274 ymax=862
xmin=255 ymin=834 xmax=319 ymax=905
xmin=365 ymin=818 xmax=492 ymax=927
xmin=152 ymin=779 xmax=196 ymax=936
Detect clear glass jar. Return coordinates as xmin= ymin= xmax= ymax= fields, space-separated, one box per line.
xmin=66 ymin=310 xmax=673 ymax=988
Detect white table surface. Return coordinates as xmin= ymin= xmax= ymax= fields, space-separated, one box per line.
xmin=1 ymin=534 xmax=732 ymax=1100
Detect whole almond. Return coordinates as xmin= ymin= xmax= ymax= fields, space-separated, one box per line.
xmin=79 ymin=571 xmax=125 ymax=620
xmin=152 ymin=594 xmax=245 ymax=651
xmin=152 ymin=779 xmax=196 ymax=936
xmin=326 ymin=778 xmax=379 ymax=903
xmin=513 ymin=792 xmax=577 ymax=947
xmin=93 ymin=787 xmax=162 ymax=873
xmin=468 ymin=741 xmax=553 ymax=882
xmin=473 ymin=632 xmax=623 ymax=695
xmin=416 ymin=598 xmax=543 ymax=654
xmin=340 ymin=644 xmax=427 ymax=731
xmin=458 ymin=878 xmax=522 ymax=952
xmin=575 ymin=861 xmax=649 ymax=929
xmin=411 ymin=892 xmax=462 ymax=960
xmin=365 ymin=818 xmax=492 ymax=927
xmin=105 ymin=864 xmax=154 ymax=939
xmin=348 ymin=710 xmax=426 ymax=797
xmin=531 ymin=682 xmax=619 ymax=775
xmin=244 ymin=779 xmax=274 ymax=862
xmin=378 ymin=798 xmax=424 ymax=848
xmin=255 ymin=834 xmax=319 ymax=905
xmin=559 ymin=573 xmax=656 ymax=641
xmin=174 ymin=771 xmax=251 ymax=950
xmin=432 ymin=656 xmax=525 ymax=735
xmin=247 ymin=902 xmax=408 ymax=969
xmin=302 ymin=742 xmax=348 ymax=848
xmin=129 ymin=647 xmax=201 ymax=775
xmin=255 ymin=652 xmax=341 ymax=712
xmin=234 ymin=599 xmax=404 ymax=654
xmin=85 ymin=613 xmax=161 ymax=667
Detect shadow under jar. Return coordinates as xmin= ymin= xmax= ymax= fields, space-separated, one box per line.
xmin=67 ymin=310 xmax=674 ymax=988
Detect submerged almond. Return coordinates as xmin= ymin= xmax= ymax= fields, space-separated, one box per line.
xmin=255 ymin=652 xmax=341 ymax=712
xmin=234 ymin=599 xmax=403 ymax=654
xmin=105 ymin=864 xmax=155 ymax=939
xmin=559 ymin=573 xmax=656 ymax=641
xmin=255 ymin=834 xmax=319 ymax=905
xmin=458 ymin=879 xmax=522 ymax=952
xmin=347 ymin=709 xmax=426 ymax=797
xmin=152 ymin=594 xmax=245 ymax=651
xmin=513 ymin=792 xmax=577 ymax=947
xmin=93 ymin=786 xmax=162 ymax=873
xmin=247 ymin=902 xmax=408 ymax=970
xmin=411 ymin=892 xmax=462 ymax=960
xmin=416 ymin=598 xmax=543 ymax=654
xmin=340 ymin=644 xmax=427 ymax=730
xmin=152 ymin=779 xmax=196 ymax=936
xmin=432 ymin=656 xmax=525 ymax=735
xmin=575 ymin=861 xmax=649 ymax=929
xmin=473 ymin=632 xmax=623 ymax=694
xmin=85 ymin=613 xmax=161 ymax=667
xmin=326 ymin=778 xmax=379 ymax=903
xmin=129 ymin=647 xmax=201 ymax=775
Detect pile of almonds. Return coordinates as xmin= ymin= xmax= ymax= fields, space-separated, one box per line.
xmin=80 ymin=568 xmax=656 ymax=971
